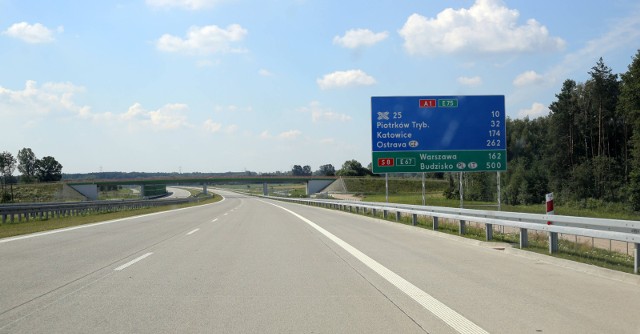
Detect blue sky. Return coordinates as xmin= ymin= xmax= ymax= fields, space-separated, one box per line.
xmin=1 ymin=0 xmax=639 ymax=174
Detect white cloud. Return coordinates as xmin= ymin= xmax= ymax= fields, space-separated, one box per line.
xmin=298 ymin=101 xmax=351 ymax=123
xmin=0 ymin=80 xmax=90 ymax=116
xmin=398 ymin=0 xmax=565 ymax=56
xmin=225 ymin=124 xmax=238 ymax=134
xmin=156 ymin=24 xmax=247 ymax=55
xmin=3 ymin=22 xmax=60 ymax=44
xmin=518 ymin=102 xmax=549 ymax=118
xmin=513 ymin=70 xmax=544 ymax=87
xmin=547 ymin=10 xmax=640 ymax=86
xmin=203 ymin=119 xmax=222 ymax=133
xmin=317 ymin=70 xmax=376 ymax=90
xmin=123 ymin=103 xmax=192 ymax=130
xmin=457 ymin=76 xmax=482 ymax=87
xmin=258 ymin=69 xmax=273 ymax=77
xmin=319 ymin=138 xmax=335 ymax=145
xmin=146 ymin=0 xmax=222 ymax=10
xmin=196 ymin=59 xmax=219 ymax=67
xmin=333 ymin=29 xmax=388 ymax=49
xmin=277 ymin=130 xmax=302 ymax=140
xmin=213 ymin=105 xmax=253 ymax=113
xmin=260 ymin=130 xmax=272 ymax=139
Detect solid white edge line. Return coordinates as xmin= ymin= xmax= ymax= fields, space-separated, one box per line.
xmin=0 ymin=196 xmax=226 ymax=244
xmin=262 ymin=200 xmax=489 ymax=334
xmin=114 ymin=252 xmax=153 ymax=271
xmin=187 ymin=228 xmax=200 ymax=235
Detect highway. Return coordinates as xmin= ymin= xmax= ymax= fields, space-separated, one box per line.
xmin=1 ymin=190 xmax=639 ymax=333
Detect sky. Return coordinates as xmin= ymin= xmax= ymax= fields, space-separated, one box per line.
xmin=1 ymin=0 xmax=640 ymax=174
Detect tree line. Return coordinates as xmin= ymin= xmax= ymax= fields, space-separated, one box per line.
xmin=447 ymin=51 xmax=640 ymax=209
xmin=284 ymin=161 xmax=374 ymax=177
xmin=0 ymin=148 xmax=63 ymax=202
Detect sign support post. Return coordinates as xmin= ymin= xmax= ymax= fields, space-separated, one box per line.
xmin=385 ymin=173 xmax=389 ymax=203
xmin=459 ymin=172 xmax=464 ymax=208
xmin=497 ymin=171 xmax=501 ymax=211
xmin=421 ymin=172 xmax=426 ymax=206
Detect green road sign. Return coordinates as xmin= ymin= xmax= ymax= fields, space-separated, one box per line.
xmin=372 ymin=150 xmax=506 ymax=173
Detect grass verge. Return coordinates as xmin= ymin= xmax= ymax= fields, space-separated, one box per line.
xmin=0 ymin=194 xmax=222 ymax=239
xmin=321 ymin=204 xmax=637 ymax=274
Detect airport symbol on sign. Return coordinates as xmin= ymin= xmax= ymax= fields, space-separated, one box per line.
xmin=377 ymin=111 xmax=389 ymax=120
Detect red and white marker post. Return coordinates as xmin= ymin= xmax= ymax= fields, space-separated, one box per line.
xmin=546 ymin=193 xmax=554 ymax=225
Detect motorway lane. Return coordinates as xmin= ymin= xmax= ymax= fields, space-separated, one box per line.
xmin=0 ymin=191 xmax=432 ymax=333
xmin=271 ymin=199 xmax=640 ymax=333
xmin=1 ymin=190 xmax=640 ymax=333
xmin=0 ymin=194 xmax=236 ymax=331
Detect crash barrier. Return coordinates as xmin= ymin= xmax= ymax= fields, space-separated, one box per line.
xmin=0 ymin=197 xmax=197 ymax=224
xmin=266 ymin=196 xmax=640 ymax=274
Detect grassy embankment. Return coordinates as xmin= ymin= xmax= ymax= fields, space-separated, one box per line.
xmin=340 ymin=177 xmax=637 ymax=274
xmin=0 ymin=186 xmax=221 ymax=239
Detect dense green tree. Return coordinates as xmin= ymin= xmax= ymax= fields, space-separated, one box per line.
xmin=337 ymin=160 xmax=372 ymax=177
xmin=0 ymin=151 xmax=17 ymax=202
xmin=35 ymin=156 xmax=63 ymax=182
xmin=315 ymin=164 xmax=336 ymax=176
xmin=291 ymin=165 xmax=304 ymax=176
xmin=17 ymin=148 xmax=37 ymax=183
xmin=547 ymin=80 xmax=579 ymax=193
xmin=621 ymin=50 xmax=640 ymax=209
xmin=587 ymin=58 xmax=621 ymax=158
xmin=465 ymin=172 xmax=495 ymax=202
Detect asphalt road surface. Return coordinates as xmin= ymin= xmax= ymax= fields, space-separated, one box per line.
xmin=1 ymin=190 xmax=639 ymax=333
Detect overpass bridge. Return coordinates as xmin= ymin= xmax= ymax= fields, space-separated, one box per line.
xmin=66 ymin=176 xmax=338 ymax=200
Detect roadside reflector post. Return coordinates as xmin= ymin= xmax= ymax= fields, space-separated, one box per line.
xmin=546 ymin=193 xmax=558 ymax=253
xmin=459 ymin=219 xmax=466 ymax=235
xmin=520 ymin=228 xmax=528 ymax=248
xmin=486 ymin=223 xmax=493 ymax=241
xmin=635 ymin=244 xmax=639 ymax=274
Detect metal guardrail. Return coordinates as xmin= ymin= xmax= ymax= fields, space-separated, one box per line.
xmin=266 ymin=196 xmax=640 ymax=274
xmin=0 ymin=197 xmax=197 ymax=224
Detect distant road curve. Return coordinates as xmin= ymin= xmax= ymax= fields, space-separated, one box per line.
xmin=163 ymin=187 xmax=192 ymax=199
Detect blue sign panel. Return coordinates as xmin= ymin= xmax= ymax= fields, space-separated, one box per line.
xmin=371 ymin=95 xmax=506 ymax=173
xmin=371 ymin=96 xmax=505 ymax=152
